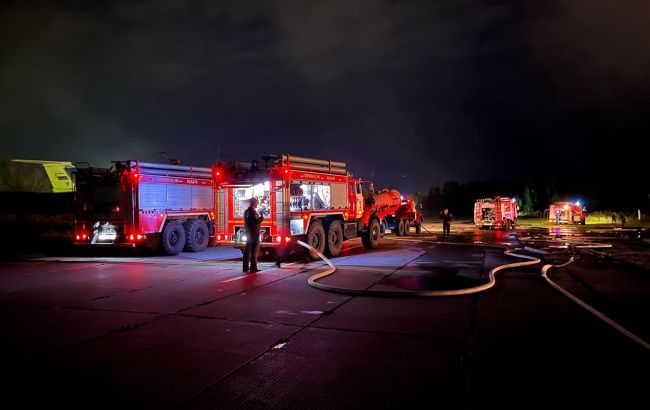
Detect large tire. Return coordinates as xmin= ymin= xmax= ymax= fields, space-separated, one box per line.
xmin=184 ymin=219 xmax=209 ymax=252
xmin=396 ymin=219 xmax=404 ymax=236
xmin=161 ymin=221 xmax=186 ymax=255
xmin=325 ymin=220 xmax=343 ymax=257
xmin=415 ymin=222 xmax=422 ymax=234
xmin=306 ymin=220 xmax=326 ymax=260
xmin=362 ymin=218 xmax=381 ymax=250
xmin=403 ymin=220 xmax=410 ymax=236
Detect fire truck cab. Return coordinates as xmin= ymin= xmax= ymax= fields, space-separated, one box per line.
xmin=213 ymin=154 xmax=377 ymax=258
xmin=74 ymin=161 xmax=214 ymax=255
xmin=549 ymin=201 xmax=586 ymax=225
xmin=474 ymin=196 xmax=518 ymax=230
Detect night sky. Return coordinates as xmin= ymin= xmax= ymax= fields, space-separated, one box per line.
xmin=1 ymin=0 xmax=648 ymax=194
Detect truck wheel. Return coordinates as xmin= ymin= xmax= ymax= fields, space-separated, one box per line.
xmin=396 ymin=220 xmax=404 ymax=236
xmin=362 ymin=218 xmax=381 ymax=250
xmin=325 ymin=220 xmax=343 ymax=257
xmin=306 ymin=220 xmax=326 ymax=260
xmin=184 ymin=219 xmax=209 ymax=252
xmin=161 ymin=221 xmax=186 ymax=255
xmin=415 ymin=223 xmax=422 ymax=234
xmin=403 ymin=220 xmax=410 ymax=236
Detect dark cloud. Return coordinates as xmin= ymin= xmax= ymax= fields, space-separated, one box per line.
xmin=0 ymin=0 xmax=648 ymax=194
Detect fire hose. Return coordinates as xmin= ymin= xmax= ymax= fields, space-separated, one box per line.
xmin=298 ymin=237 xmax=648 ymax=349
xmin=520 ymin=234 xmax=648 ymax=349
xmin=297 ymin=240 xmax=541 ymax=297
xmin=541 ymin=257 xmax=649 ymax=350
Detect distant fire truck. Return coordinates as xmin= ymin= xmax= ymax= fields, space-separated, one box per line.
xmin=213 ymin=154 xmax=421 ymax=258
xmin=366 ymin=189 xmax=424 ymax=235
xmin=549 ymin=201 xmax=586 ymax=225
xmin=474 ymin=196 xmax=518 ymax=230
xmin=74 ymin=161 xmax=214 ymax=255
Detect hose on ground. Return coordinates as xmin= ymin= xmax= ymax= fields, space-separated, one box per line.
xmin=541 ymin=257 xmax=650 ymax=350
xmin=298 ymin=240 xmax=540 ymax=297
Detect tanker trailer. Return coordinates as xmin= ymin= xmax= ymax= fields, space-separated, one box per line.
xmin=361 ymin=188 xmax=423 ymax=240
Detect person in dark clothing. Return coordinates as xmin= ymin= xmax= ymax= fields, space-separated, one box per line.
xmin=440 ymin=208 xmax=452 ymax=238
xmin=243 ymin=197 xmax=264 ymax=273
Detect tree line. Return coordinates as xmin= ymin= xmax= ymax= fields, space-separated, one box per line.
xmin=415 ymin=177 xmax=650 ymax=218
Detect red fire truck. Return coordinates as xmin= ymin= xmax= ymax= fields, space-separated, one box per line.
xmin=213 ymin=154 xmax=419 ymax=258
xmin=474 ymin=196 xmax=518 ymax=230
xmin=367 ymin=189 xmax=424 ymax=235
xmin=549 ymin=201 xmax=586 ymax=225
xmin=74 ymin=161 xmax=214 ymax=255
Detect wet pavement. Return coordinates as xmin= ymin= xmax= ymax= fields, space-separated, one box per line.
xmin=1 ymin=222 xmax=648 ymax=408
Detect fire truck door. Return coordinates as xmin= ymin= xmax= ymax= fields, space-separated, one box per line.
xmin=354 ymin=182 xmax=363 ymax=219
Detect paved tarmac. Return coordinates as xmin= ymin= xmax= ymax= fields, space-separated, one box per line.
xmin=1 ymin=222 xmax=648 ymax=409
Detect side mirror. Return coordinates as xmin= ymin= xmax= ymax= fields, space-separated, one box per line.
xmin=368 ymin=183 xmax=375 ymax=194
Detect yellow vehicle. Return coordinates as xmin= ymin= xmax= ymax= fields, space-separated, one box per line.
xmin=0 ymin=159 xmax=75 ymax=193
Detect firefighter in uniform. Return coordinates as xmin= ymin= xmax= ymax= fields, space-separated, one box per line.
xmin=243 ymin=197 xmax=264 ymax=273
xmin=440 ymin=208 xmax=453 ymax=238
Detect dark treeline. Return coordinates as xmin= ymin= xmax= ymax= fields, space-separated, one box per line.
xmin=415 ymin=177 xmax=650 ymax=218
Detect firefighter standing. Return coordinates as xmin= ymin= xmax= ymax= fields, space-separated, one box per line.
xmin=440 ymin=208 xmax=453 ymax=238
xmin=243 ymin=197 xmax=264 ymax=273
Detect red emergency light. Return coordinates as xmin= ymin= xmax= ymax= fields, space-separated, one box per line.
xmin=128 ymin=233 xmax=146 ymax=242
